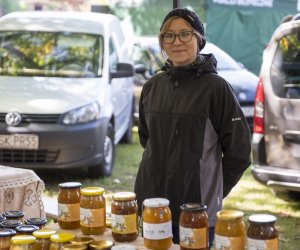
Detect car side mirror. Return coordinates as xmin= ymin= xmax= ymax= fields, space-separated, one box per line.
xmin=134 ymin=63 xmax=147 ymax=75
xmin=110 ymin=62 xmax=134 ymax=79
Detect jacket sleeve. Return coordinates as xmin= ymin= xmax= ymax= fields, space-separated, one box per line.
xmin=138 ymin=86 xmax=149 ymax=149
xmin=213 ymin=79 xmax=252 ymax=198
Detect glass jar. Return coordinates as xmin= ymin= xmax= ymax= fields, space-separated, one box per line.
xmin=179 ymin=203 xmax=208 ymax=250
xmin=3 ymin=211 xmax=24 ymax=223
xmin=89 ymin=241 xmax=114 ymax=250
xmin=215 ymin=210 xmax=246 ymax=250
xmin=70 ymin=236 xmax=94 ymax=247
xmin=111 ymin=192 xmax=138 ymax=242
xmin=58 ymin=182 xmax=82 ymax=230
xmin=16 ymin=225 xmax=39 ymax=235
xmin=33 ymin=229 xmax=56 ymax=250
xmin=49 ymin=233 xmax=74 ymax=250
xmin=80 ymin=187 xmax=106 ymax=236
xmin=63 ymin=244 xmax=87 ymax=250
xmin=25 ymin=218 xmax=47 ymax=230
xmin=10 ymin=235 xmax=36 ymax=250
xmin=247 ymin=214 xmax=278 ymax=250
xmin=0 ymin=228 xmax=16 ymax=250
xmin=142 ymin=198 xmax=172 ymax=250
xmin=0 ymin=220 xmax=22 ymax=230
xmin=0 ymin=215 xmax=6 ymax=222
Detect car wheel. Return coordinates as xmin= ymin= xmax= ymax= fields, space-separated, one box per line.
xmin=88 ymin=123 xmax=115 ymax=177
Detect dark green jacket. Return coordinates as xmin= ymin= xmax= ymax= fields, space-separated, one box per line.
xmin=134 ymin=54 xmax=251 ymax=227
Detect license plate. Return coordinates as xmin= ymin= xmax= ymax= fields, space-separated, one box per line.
xmin=0 ymin=134 xmax=39 ymax=149
xmin=241 ymin=106 xmax=254 ymax=117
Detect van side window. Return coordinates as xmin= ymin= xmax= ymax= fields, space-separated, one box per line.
xmin=271 ymin=31 xmax=300 ymax=99
xmin=109 ymin=37 xmax=118 ymax=72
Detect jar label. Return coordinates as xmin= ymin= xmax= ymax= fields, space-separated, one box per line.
xmin=180 ymin=226 xmax=207 ymax=249
xmin=143 ymin=221 xmax=172 ymax=240
xmin=111 ymin=213 xmax=137 ymax=234
xmin=80 ymin=208 xmax=105 ymax=227
xmin=215 ymin=234 xmax=245 ymax=250
xmin=58 ymin=203 xmax=80 ymax=222
xmin=247 ymin=237 xmax=279 ymax=250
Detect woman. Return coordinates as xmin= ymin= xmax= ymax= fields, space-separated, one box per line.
xmin=134 ymin=8 xmax=252 ymax=247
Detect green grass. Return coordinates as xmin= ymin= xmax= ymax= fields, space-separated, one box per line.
xmin=41 ymin=129 xmax=300 ymax=249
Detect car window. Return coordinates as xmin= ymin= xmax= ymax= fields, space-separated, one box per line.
xmin=109 ymin=37 xmax=118 ymax=72
xmin=271 ymin=30 xmax=300 ymax=99
xmin=202 ymin=43 xmax=242 ymax=70
xmin=0 ymin=31 xmax=103 ymax=78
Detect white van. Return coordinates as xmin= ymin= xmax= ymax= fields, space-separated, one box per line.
xmin=0 ymin=11 xmax=134 ymax=177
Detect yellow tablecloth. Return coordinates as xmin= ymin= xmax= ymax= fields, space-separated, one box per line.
xmin=0 ymin=165 xmax=45 ymax=218
xmin=48 ymin=223 xmax=180 ymax=250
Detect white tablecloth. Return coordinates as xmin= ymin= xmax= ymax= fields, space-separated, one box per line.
xmin=0 ymin=165 xmax=45 ymax=218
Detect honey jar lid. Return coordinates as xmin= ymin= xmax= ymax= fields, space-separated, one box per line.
xmin=0 ymin=219 xmax=22 ymax=229
xmin=248 ymin=214 xmax=277 ymax=224
xmin=50 ymin=233 xmax=74 ymax=243
xmin=3 ymin=210 xmax=25 ymax=219
xmin=33 ymin=229 xmax=56 ymax=238
xmin=25 ymin=217 xmax=47 ymax=226
xmin=71 ymin=236 xmax=94 ymax=245
xmin=143 ymin=198 xmax=169 ymax=208
xmin=81 ymin=187 xmax=105 ymax=196
xmin=0 ymin=215 xmax=6 ymax=222
xmin=180 ymin=203 xmax=207 ymax=211
xmin=0 ymin=228 xmax=16 ymax=237
xmin=11 ymin=235 xmax=36 ymax=244
xmin=58 ymin=182 xmax=82 ymax=189
xmin=216 ymin=210 xmax=244 ymax=220
xmin=16 ymin=225 xmax=39 ymax=233
xmin=63 ymin=244 xmax=88 ymax=250
xmin=111 ymin=244 xmax=136 ymax=250
xmin=112 ymin=192 xmax=136 ymax=201
xmin=90 ymin=240 xmax=114 ymax=250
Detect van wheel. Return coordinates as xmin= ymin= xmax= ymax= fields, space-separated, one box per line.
xmin=88 ymin=123 xmax=115 ymax=177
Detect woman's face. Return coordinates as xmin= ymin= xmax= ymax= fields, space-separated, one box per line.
xmin=162 ymin=18 xmax=198 ymax=67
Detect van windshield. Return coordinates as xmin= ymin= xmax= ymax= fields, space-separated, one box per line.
xmin=0 ymin=31 xmax=103 ymax=77
xmin=271 ymin=30 xmax=300 ymax=98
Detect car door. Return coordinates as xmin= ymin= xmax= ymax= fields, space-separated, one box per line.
xmin=264 ymin=24 xmax=300 ymax=169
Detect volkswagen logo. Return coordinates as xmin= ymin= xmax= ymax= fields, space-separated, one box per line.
xmin=5 ymin=111 xmax=22 ymax=126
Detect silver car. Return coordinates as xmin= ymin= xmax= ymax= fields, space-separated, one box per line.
xmin=251 ymin=14 xmax=300 ymax=200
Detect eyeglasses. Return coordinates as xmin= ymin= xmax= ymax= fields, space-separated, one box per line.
xmin=161 ymin=30 xmax=195 ymax=44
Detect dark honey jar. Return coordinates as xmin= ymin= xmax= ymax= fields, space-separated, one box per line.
xmin=58 ymin=182 xmax=82 ymax=230
xmin=111 ymin=192 xmax=138 ymax=242
xmin=25 ymin=218 xmax=47 ymax=229
xmin=0 ymin=220 xmax=22 ymax=230
xmin=179 ymin=203 xmax=208 ymax=250
xmin=0 ymin=228 xmax=16 ymax=250
xmin=247 ymin=214 xmax=278 ymax=250
xmin=16 ymin=225 xmax=39 ymax=235
xmin=2 ymin=211 xmax=24 ymax=222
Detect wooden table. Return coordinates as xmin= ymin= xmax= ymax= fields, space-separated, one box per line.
xmin=48 ymin=223 xmax=180 ymax=250
xmin=0 ymin=165 xmax=45 ymax=218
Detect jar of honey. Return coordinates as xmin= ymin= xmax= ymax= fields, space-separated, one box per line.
xmin=49 ymin=233 xmax=74 ymax=250
xmin=16 ymin=225 xmax=39 ymax=235
xmin=111 ymin=192 xmax=138 ymax=242
xmin=3 ymin=211 xmax=24 ymax=223
xmin=32 ymin=229 xmax=56 ymax=250
xmin=214 ymin=210 xmax=246 ymax=250
xmin=25 ymin=218 xmax=47 ymax=230
xmin=179 ymin=203 xmax=208 ymax=250
xmin=58 ymin=182 xmax=82 ymax=230
xmin=0 ymin=220 xmax=22 ymax=230
xmin=89 ymin=240 xmax=114 ymax=250
xmin=63 ymin=244 xmax=87 ymax=250
xmin=247 ymin=214 xmax=278 ymax=250
xmin=142 ymin=198 xmax=172 ymax=250
xmin=0 ymin=228 xmax=16 ymax=250
xmin=10 ymin=235 xmax=36 ymax=250
xmin=70 ymin=236 xmax=94 ymax=247
xmin=80 ymin=187 xmax=106 ymax=235
xmin=0 ymin=214 xmax=6 ymax=222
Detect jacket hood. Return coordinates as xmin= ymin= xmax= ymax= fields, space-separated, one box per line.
xmin=163 ymin=53 xmax=218 ymax=82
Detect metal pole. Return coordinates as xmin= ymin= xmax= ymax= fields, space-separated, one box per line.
xmin=173 ymin=0 xmax=181 ymax=9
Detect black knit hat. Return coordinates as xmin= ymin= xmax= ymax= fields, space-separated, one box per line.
xmin=160 ymin=8 xmax=206 ymax=50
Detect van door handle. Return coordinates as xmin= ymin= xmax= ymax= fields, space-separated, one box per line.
xmin=283 ymin=130 xmax=300 ymax=144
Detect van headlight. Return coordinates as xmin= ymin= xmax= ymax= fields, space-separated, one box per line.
xmin=62 ymin=102 xmax=101 ymax=125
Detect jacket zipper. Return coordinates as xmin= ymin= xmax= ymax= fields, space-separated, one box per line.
xmin=159 ymin=80 xmax=178 ymax=196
